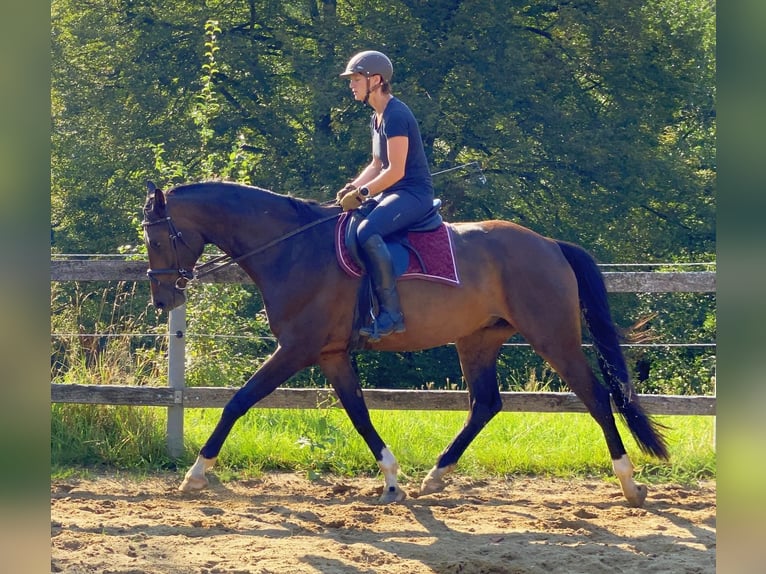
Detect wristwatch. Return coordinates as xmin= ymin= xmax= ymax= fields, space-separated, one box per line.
xmin=359 ymin=186 xmax=370 ymax=197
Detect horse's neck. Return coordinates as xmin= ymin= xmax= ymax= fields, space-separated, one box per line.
xmin=180 ymin=190 xmax=295 ymax=253
xmin=183 ymin=190 xmax=327 ymax=282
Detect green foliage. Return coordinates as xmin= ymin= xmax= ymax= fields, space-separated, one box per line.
xmin=353 ymin=348 xmax=462 ymax=390
xmin=628 ymin=291 xmax=717 ymax=395
xmin=149 ymin=18 xmax=262 ymax=186
xmin=183 ymin=283 xmax=274 ymax=387
xmin=52 ymin=0 xmax=715 ymax=256
xmin=50 ymin=281 xmax=165 ymax=385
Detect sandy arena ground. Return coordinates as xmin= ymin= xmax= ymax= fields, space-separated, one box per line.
xmin=51 ymin=471 xmax=715 ymax=573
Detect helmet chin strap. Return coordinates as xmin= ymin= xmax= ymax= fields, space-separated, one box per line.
xmin=363 ymin=77 xmax=382 ymax=105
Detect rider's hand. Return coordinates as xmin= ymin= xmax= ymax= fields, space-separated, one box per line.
xmin=336 ymin=183 xmax=356 ymax=203
xmin=339 ymin=189 xmax=363 ymax=211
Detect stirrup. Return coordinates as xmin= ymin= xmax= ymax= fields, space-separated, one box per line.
xmin=360 ymin=313 xmax=405 ymax=342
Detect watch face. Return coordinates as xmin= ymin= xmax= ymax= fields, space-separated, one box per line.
xmin=361 ymin=187 xmax=369 ymax=196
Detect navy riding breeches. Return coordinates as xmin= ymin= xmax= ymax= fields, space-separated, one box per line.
xmin=356 ymin=190 xmax=434 ymax=244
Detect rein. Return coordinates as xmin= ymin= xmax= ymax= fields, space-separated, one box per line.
xmin=143 ymin=211 xmax=340 ymax=287
xmin=193 ymin=212 xmax=340 ymax=279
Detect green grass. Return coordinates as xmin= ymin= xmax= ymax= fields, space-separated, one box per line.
xmin=51 ymin=403 xmax=716 ymax=486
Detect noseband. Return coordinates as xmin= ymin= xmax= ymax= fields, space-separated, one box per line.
xmin=142 ymin=216 xmax=195 ymax=290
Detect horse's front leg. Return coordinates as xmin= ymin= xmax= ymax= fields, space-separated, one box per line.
xmin=180 ymin=344 xmax=310 ymax=492
xmin=420 ymin=333 xmax=504 ymax=497
xmin=319 ymin=351 xmax=406 ymax=504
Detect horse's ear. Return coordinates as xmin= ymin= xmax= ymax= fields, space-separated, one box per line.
xmin=145 ymin=180 xmax=166 ymax=215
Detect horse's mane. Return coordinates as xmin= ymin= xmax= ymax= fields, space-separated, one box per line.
xmin=167 ymin=180 xmax=332 ymax=222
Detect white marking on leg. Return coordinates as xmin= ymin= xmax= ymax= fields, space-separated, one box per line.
xmin=378 ymin=447 xmax=399 ymax=490
xmin=376 ymin=448 xmax=406 ymax=503
xmin=612 ymin=454 xmax=647 ymax=507
xmin=612 ymin=454 xmax=633 ymax=480
xmin=420 ymin=463 xmax=455 ymax=496
xmin=179 ymin=455 xmax=216 ymax=492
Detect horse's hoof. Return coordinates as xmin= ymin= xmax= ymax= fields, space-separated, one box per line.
xmin=379 ymin=485 xmax=407 ymax=504
xmin=419 ymin=475 xmax=447 ymax=497
xmin=179 ymin=473 xmax=209 ymax=493
xmin=625 ymin=483 xmax=648 ymax=508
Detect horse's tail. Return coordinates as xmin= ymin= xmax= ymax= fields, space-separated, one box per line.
xmin=556 ymin=240 xmax=669 ymax=460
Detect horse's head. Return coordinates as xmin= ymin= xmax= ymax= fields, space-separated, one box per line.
xmin=142 ymin=181 xmax=203 ymax=312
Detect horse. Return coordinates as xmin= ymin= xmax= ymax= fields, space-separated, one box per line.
xmin=141 ymin=180 xmax=668 ymax=507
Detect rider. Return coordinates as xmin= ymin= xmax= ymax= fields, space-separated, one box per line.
xmin=337 ymin=50 xmax=435 ymax=341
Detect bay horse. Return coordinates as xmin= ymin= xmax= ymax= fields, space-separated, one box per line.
xmin=142 ymin=180 xmax=668 ymax=507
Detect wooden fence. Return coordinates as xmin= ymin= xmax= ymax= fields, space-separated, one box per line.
xmin=51 ymin=260 xmax=716 ymax=457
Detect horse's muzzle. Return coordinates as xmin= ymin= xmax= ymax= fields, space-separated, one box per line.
xmin=151 ymin=288 xmax=186 ymax=313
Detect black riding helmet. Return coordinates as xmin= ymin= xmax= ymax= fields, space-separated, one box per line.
xmin=340 ymin=51 xmax=393 ymax=103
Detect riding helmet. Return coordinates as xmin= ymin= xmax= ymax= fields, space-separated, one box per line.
xmin=339 ymin=51 xmax=393 ymax=83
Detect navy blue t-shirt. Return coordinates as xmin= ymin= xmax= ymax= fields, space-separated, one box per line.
xmin=370 ymin=97 xmax=433 ymax=198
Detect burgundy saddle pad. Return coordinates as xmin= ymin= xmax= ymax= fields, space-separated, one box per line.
xmin=334 ymin=212 xmax=460 ymax=286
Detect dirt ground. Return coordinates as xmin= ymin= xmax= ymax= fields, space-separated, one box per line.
xmin=51 ymin=471 xmax=715 ymax=574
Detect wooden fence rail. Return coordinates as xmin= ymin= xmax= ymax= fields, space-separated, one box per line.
xmin=51 ymin=260 xmax=716 ymax=457
xmin=51 ymin=384 xmax=716 ymax=415
xmin=51 ymin=260 xmax=716 ymax=292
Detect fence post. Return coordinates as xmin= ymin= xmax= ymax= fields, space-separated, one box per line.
xmin=167 ymin=305 xmax=186 ymax=459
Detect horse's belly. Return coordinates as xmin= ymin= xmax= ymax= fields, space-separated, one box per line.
xmin=369 ymin=302 xmax=501 ymax=352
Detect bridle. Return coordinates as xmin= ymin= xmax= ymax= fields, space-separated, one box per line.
xmin=142 ymin=210 xmax=340 ymax=290
xmin=142 ymin=215 xmax=197 ymax=290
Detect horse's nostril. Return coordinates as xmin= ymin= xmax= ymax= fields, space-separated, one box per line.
xmin=155 ymin=301 xmax=165 ymax=310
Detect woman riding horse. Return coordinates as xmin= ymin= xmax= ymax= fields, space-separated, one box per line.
xmin=336 ymin=50 xmax=435 ymax=342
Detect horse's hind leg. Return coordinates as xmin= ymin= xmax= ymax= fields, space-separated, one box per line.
xmin=420 ymin=329 xmax=506 ymax=497
xmin=538 ymin=347 xmax=647 ymax=507
xmin=319 ymin=351 xmax=406 ymax=503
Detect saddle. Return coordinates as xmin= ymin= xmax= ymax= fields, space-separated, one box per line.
xmin=338 ymin=199 xmax=458 ymax=284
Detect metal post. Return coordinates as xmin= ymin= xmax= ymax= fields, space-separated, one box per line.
xmin=167 ymin=305 xmax=186 ymax=459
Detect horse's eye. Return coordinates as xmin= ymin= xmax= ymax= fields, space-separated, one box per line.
xmin=150 ymin=241 xmax=162 ymax=250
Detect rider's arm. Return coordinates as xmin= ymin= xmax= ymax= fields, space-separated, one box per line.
xmin=351 ymin=155 xmax=383 ymax=189
xmin=359 ymin=135 xmax=408 ymax=196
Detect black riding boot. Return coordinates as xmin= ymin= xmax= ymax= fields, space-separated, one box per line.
xmin=359 ymin=234 xmax=406 ymax=341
